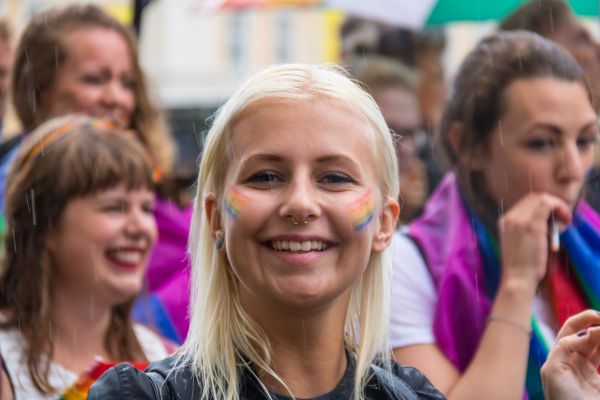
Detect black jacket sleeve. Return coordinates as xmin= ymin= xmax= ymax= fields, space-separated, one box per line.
xmin=391 ymin=363 xmax=446 ymax=400
xmin=88 ymin=362 xmax=160 ymax=400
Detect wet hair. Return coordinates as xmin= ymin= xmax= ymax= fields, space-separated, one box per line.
xmin=354 ymin=55 xmax=417 ymax=95
xmin=184 ymin=64 xmax=399 ymax=400
xmin=500 ymin=0 xmax=573 ymax=37
xmin=0 ymin=114 xmax=155 ymax=394
xmin=10 ymin=3 xmax=175 ymax=174
xmin=439 ymin=30 xmax=592 ymax=223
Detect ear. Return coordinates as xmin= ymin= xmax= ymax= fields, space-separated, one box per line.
xmin=448 ymin=122 xmax=485 ymax=171
xmin=204 ymin=193 xmax=223 ymax=243
xmin=372 ymin=196 xmax=400 ymax=252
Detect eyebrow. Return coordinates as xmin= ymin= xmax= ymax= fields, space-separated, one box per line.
xmin=314 ymin=154 xmax=361 ymax=167
xmin=240 ymin=153 xmax=361 ymax=164
xmin=527 ymin=121 xmax=598 ymax=135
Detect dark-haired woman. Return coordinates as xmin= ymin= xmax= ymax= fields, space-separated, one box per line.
xmin=391 ymin=31 xmax=600 ymax=400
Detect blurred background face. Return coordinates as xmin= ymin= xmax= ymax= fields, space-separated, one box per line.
xmin=41 ymin=27 xmax=136 ymax=129
xmin=373 ymin=86 xmax=421 ymax=158
xmin=550 ymin=18 xmax=600 ymax=108
xmin=476 ymin=77 xmax=597 ymax=212
xmin=0 ymin=37 xmax=11 ymax=119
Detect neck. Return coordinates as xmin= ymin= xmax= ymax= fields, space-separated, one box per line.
xmin=50 ymin=284 xmax=113 ymax=375
xmin=242 ymin=292 xmax=350 ymax=398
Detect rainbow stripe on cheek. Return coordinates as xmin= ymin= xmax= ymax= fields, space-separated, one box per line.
xmin=347 ymin=190 xmax=374 ymax=232
xmin=225 ymin=187 xmax=250 ymax=218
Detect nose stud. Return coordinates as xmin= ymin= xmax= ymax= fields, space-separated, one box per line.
xmin=289 ymin=216 xmax=309 ymax=225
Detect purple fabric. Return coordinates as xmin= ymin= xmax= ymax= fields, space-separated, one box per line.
xmin=580 ymin=201 xmax=600 ymax=227
xmin=408 ymin=172 xmax=600 ymax=376
xmin=147 ymin=196 xmax=193 ymax=341
xmin=408 ymin=172 xmax=490 ymax=371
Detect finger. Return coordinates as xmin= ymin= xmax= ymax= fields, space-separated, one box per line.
xmin=557 ymin=310 xmax=600 ymax=339
xmin=500 ymin=193 xmax=572 ymax=232
xmin=530 ymin=194 xmax=571 ymax=228
xmin=587 ymin=345 xmax=600 ymax=367
xmin=547 ymin=331 xmax=597 ymax=365
xmin=574 ymin=326 xmax=600 ymax=358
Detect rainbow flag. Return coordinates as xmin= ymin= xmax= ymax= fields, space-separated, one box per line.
xmin=225 ymin=187 xmax=250 ymax=218
xmin=59 ymin=359 xmax=148 ymax=400
xmin=347 ymin=190 xmax=374 ymax=231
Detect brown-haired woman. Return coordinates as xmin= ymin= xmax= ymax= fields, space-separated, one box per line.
xmin=0 ymin=115 xmax=170 ymax=399
xmin=390 ymin=31 xmax=600 ymax=399
xmin=1 ymin=4 xmax=191 ymax=344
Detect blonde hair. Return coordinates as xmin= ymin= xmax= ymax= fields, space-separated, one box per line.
xmin=183 ymin=64 xmax=400 ymax=400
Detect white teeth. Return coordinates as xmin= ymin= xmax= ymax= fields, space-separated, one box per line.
xmin=108 ymin=250 xmax=143 ymax=264
xmin=270 ymin=240 xmax=328 ymax=252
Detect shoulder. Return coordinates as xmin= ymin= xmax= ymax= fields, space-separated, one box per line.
xmin=368 ymin=361 xmax=446 ymax=400
xmin=390 ymin=230 xmax=437 ymax=349
xmin=89 ymin=355 xmax=196 ymax=400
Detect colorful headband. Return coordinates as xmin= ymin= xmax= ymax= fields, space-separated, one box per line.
xmin=23 ymin=118 xmax=118 ymax=164
xmin=23 ymin=117 xmax=163 ymax=183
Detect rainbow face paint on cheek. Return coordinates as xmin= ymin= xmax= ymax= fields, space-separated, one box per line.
xmin=225 ymin=187 xmax=250 ymax=218
xmin=347 ymin=189 xmax=374 ymax=232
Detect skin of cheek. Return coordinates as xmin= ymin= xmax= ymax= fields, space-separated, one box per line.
xmin=224 ymin=186 xmax=250 ymax=219
xmin=346 ymin=189 xmax=375 ymax=232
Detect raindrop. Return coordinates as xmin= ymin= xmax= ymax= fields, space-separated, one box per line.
xmin=25 ymin=191 xmax=30 ymax=215
xmin=31 ymin=188 xmax=37 ymax=226
xmin=498 ymin=120 xmax=504 ymax=148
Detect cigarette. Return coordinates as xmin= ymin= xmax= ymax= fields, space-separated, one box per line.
xmin=551 ymin=221 xmax=560 ymax=252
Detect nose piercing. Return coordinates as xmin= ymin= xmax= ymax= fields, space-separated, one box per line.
xmin=289 ymin=216 xmax=309 ymax=225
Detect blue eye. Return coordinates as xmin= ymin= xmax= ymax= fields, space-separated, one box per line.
xmin=321 ymin=172 xmax=354 ymax=184
xmin=247 ymin=171 xmax=281 ymax=183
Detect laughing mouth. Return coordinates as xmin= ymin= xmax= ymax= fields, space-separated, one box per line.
xmin=106 ymin=249 xmax=145 ymax=265
xmin=269 ymin=240 xmax=331 ymax=252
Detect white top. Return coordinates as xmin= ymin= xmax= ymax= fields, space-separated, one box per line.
xmin=390 ymin=230 xmax=557 ymax=350
xmin=0 ymin=323 xmax=170 ymax=400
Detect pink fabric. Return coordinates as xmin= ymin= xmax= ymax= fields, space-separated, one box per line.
xmin=147 ymin=197 xmax=193 ymax=341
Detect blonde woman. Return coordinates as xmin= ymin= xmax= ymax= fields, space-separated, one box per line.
xmin=90 ymin=64 xmax=446 ymax=399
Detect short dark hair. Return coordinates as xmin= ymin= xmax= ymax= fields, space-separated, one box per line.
xmin=500 ymin=0 xmax=573 ymax=37
xmin=355 ymin=55 xmax=417 ymax=95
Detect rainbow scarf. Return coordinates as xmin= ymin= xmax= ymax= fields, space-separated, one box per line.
xmin=59 ymin=360 xmax=148 ymax=400
xmin=409 ymin=172 xmax=600 ymax=400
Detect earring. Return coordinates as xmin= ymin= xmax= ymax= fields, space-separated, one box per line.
xmin=215 ymin=232 xmax=225 ymax=251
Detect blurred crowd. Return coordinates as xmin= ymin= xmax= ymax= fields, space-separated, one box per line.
xmin=0 ymin=1 xmax=599 ymax=399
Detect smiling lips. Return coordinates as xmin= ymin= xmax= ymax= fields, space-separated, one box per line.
xmin=106 ymin=247 xmax=148 ymax=268
xmin=270 ymin=240 xmax=331 ymax=252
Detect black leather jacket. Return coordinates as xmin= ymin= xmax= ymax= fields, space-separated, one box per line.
xmin=88 ymin=355 xmax=446 ymax=400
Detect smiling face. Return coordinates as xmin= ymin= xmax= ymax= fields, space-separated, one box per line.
xmin=41 ymin=27 xmax=136 ymax=129
xmin=476 ymin=77 xmax=598 ymax=212
xmin=207 ymin=99 xmax=397 ymax=316
xmin=47 ymin=185 xmax=157 ymax=306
